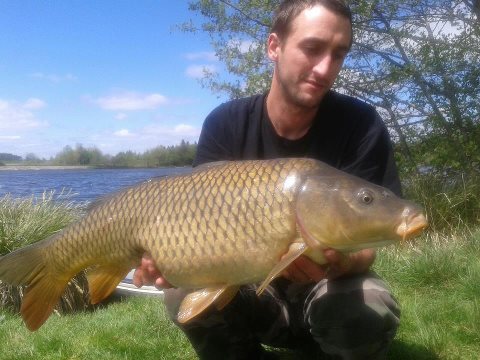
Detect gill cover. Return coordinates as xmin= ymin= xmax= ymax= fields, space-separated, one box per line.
xmin=295 ymin=175 xmax=342 ymax=250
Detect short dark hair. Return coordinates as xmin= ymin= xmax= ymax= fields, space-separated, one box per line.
xmin=271 ymin=0 xmax=353 ymax=47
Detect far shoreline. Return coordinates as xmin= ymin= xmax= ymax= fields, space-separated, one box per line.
xmin=0 ymin=165 xmax=192 ymax=171
xmin=0 ymin=165 xmax=93 ymax=171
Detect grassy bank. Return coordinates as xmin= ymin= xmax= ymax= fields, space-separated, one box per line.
xmin=376 ymin=229 xmax=480 ymax=359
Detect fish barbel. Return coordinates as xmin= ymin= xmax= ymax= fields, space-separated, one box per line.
xmin=0 ymin=158 xmax=427 ymax=331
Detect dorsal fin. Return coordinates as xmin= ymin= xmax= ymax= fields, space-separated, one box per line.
xmin=193 ymin=161 xmax=231 ymax=173
xmin=86 ymin=177 xmax=165 ymax=211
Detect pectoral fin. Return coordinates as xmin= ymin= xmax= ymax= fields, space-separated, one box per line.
xmin=256 ymin=242 xmax=308 ymax=296
xmin=178 ymin=285 xmax=239 ymax=324
xmin=87 ymin=264 xmax=132 ymax=304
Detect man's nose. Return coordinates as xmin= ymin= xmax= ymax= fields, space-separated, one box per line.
xmin=312 ymin=55 xmax=334 ymax=78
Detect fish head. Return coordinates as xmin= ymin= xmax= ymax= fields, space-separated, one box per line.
xmin=295 ymin=172 xmax=428 ymax=252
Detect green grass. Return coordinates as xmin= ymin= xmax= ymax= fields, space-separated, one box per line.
xmin=0 ymin=297 xmax=196 ymax=360
xmin=375 ymin=229 xmax=480 ymax=360
xmin=404 ymin=170 xmax=480 ymax=233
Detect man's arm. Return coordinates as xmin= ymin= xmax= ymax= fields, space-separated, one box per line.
xmin=283 ymin=249 xmax=376 ymax=283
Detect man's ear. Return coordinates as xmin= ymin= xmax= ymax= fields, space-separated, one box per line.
xmin=267 ymin=33 xmax=281 ymax=61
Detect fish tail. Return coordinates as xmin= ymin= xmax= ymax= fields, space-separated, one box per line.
xmin=0 ymin=240 xmax=69 ymax=331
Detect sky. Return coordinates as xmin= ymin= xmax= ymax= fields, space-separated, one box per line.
xmin=0 ymin=1 xmax=229 ymax=159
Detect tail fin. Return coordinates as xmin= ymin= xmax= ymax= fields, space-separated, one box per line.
xmin=0 ymin=241 xmax=69 ymax=331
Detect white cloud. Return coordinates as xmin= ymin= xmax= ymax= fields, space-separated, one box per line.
xmin=185 ymin=51 xmax=218 ymax=62
xmin=239 ymin=40 xmax=255 ymax=53
xmin=115 ymin=113 xmax=128 ymax=120
xmin=0 ymin=135 xmax=21 ymax=140
xmin=24 ymin=98 xmax=46 ymax=109
xmin=173 ymin=124 xmax=196 ymax=134
xmin=229 ymin=39 xmax=255 ymax=54
xmin=30 ymin=72 xmax=77 ymax=83
xmin=143 ymin=123 xmax=200 ymax=140
xmin=113 ymin=129 xmax=134 ymax=137
xmin=93 ymin=123 xmax=201 ymax=156
xmin=95 ymin=91 xmax=169 ymax=111
xmin=0 ymin=98 xmax=46 ymax=131
xmin=185 ymin=64 xmax=217 ymax=79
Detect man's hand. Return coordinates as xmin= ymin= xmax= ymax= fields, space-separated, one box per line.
xmin=282 ymin=248 xmax=376 ymax=283
xmin=132 ymin=253 xmax=173 ymax=289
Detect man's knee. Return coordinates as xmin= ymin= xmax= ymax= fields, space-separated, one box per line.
xmin=305 ymin=273 xmax=400 ymax=359
xmin=163 ymin=288 xmax=191 ymax=322
xmin=162 ymin=286 xmax=282 ymax=359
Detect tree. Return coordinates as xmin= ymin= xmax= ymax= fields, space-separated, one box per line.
xmin=52 ymin=144 xmax=108 ymax=166
xmin=24 ymin=153 xmax=42 ymax=163
xmin=0 ymin=153 xmax=22 ymax=163
xmin=184 ymin=0 xmax=480 ymax=173
xmin=345 ymin=1 xmax=480 ymax=173
xmin=111 ymin=150 xmax=143 ymax=167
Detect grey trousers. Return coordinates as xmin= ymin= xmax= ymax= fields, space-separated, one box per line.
xmin=164 ymin=272 xmax=400 ymax=359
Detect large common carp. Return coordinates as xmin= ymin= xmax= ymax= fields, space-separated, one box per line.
xmin=0 ymin=158 xmax=427 ymax=331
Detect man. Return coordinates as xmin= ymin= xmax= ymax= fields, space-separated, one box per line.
xmin=134 ymin=0 xmax=401 ymax=358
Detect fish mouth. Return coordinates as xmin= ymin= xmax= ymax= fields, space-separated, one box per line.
xmin=396 ymin=211 xmax=428 ymax=241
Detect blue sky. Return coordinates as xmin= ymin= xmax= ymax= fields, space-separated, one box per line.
xmin=0 ymin=1 xmax=229 ymax=159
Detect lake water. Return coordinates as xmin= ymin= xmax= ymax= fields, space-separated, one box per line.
xmin=0 ymin=167 xmax=192 ymax=203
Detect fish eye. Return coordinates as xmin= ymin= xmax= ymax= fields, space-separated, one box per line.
xmin=357 ymin=189 xmax=374 ymax=205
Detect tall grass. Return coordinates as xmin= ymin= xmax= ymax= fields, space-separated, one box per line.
xmin=403 ymin=170 xmax=480 ymax=233
xmin=0 ymin=191 xmax=91 ymax=313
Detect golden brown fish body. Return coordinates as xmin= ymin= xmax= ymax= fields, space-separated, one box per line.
xmin=0 ymin=158 xmax=427 ymax=331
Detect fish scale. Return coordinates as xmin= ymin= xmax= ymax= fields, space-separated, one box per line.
xmin=0 ymin=158 xmax=427 ymax=331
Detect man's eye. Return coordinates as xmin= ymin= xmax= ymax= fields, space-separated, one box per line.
xmin=303 ymin=46 xmax=318 ymax=54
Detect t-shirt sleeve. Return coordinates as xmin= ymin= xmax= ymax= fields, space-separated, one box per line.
xmin=193 ymin=103 xmax=234 ymax=167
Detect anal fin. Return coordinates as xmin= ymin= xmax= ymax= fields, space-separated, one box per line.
xmin=214 ymin=285 xmax=239 ymax=311
xmin=178 ymin=285 xmax=239 ymax=324
xmin=86 ymin=264 xmax=132 ymax=304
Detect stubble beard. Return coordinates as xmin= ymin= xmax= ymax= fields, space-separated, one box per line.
xmin=278 ymin=72 xmax=327 ymax=111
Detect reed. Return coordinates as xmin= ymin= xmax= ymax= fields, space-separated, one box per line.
xmin=0 ymin=191 xmax=91 ymax=313
xmin=403 ymin=170 xmax=480 ymax=233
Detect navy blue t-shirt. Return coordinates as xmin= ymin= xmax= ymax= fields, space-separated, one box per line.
xmin=194 ymin=91 xmax=402 ymax=196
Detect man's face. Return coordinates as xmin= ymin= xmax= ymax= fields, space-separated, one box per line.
xmin=269 ymin=5 xmax=351 ymax=109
